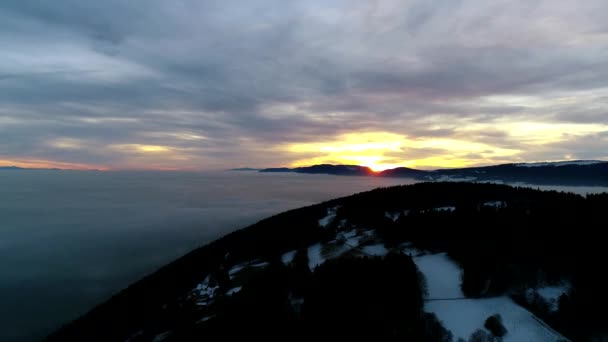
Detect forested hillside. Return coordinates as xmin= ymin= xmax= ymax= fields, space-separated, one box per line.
xmin=47 ymin=183 xmax=608 ymax=341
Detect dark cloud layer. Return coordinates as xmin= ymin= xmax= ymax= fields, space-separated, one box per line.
xmin=1 ymin=0 xmax=607 ymax=169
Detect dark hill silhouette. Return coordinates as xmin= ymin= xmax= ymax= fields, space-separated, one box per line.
xmin=262 ymin=164 xmax=375 ymax=176
xmin=261 ymin=160 xmax=608 ymax=185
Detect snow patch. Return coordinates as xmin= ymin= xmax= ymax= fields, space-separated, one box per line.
xmin=361 ymin=243 xmax=389 ymax=256
xmin=193 ymin=275 xmax=220 ymax=306
xmin=228 ymin=265 xmax=245 ymax=277
xmin=318 ymin=206 xmax=340 ymax=228
xmin=307 ymin=243 xmax=325 ymax=271
xmin=345 ymin=235 xmax=361 ymax=247
xmin=125 ymin=330 xmax=144 ymax=342
xmin=362 ymin=229 xmax=376 ymax=237
xmin=281 ymin=250 xmax=297 ymax=265
xmin=226 ymin=286 xmax=242 ymax=296
xmin=341 ymin=229 xmax=358 ymax=240
xmin=196 ymin=315 xmax=215 ymax=324
xmin=401 ymin=243 xmax=425 ymax=257
xmin=384 ymin=211 xmax=400 ymax=222
xmin=228 ymin=261 xmax=269 ymax=279
xmin=151 ymin=331 xmax=171 ymax=342
xmin=482 ymin=201 xmax=505 ymax=209
xmin=249 ymin=261 xmax=270 ymax=268
xmin=289 ymin=293 xmax=305 ymax=314
xmin=433 ymin=206 xmax=456 ymax=212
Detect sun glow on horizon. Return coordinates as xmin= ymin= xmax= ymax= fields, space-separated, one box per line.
xmin=285 ymin=131 xmax=521 ymax=171
xmin=6 ymin=121 xmax=607 ymax=171
xmin=282 ymin=120 xmax=608 ymax=171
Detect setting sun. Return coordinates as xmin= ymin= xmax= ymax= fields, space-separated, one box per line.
xmin=284 ymin=131 xmax=522 ymax=171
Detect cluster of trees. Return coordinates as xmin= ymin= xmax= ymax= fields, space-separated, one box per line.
xmin=161 ymin=253 xmax=450 ymax=341
xmin=328 ymin=183 xmax=608 ymax=340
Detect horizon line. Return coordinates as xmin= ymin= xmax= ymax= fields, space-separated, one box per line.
xmin=3 ymin=158 xmax=606 ymax=172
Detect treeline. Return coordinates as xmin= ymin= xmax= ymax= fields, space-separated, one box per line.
xmin=328 ymin=183 xmax=607 ymax=340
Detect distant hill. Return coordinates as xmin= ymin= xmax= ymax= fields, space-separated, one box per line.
xmin=260 ymin=160 xmax=608 ymax=186
xmin=0 ymin=166 xmax=24 ymax=170
xmin=261 ymin=164 xmax=375 ymax=176
xmin=375 ymin=166 xmax=428 ymax=178
xmin=227 ymin=168 xmax=262 ymax=171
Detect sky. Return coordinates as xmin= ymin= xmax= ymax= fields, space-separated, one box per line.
xmin=1 ymin=0 xmax=608 ymax=171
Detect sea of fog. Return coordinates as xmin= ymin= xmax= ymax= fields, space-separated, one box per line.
xmin=1 ymin=171 xmax=606 ymax=342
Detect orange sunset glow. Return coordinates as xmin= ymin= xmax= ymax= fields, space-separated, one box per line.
xmin=0 ymin=159 xmax=109 ymax=170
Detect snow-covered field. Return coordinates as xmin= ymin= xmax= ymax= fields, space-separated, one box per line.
xmin=415 ymin=253 xmax=462 ymax=299
xmin=414 ymin=253 xmax=568 ymax=341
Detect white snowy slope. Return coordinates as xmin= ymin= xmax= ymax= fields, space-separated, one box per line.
xmin=318 ymin=206 xmax=339 ymax=228
xmin=415 ymin=253 xmax=463 ymax=299
xmin=414 ymin=253 xmax=569 ymax=342
xmin=307 ymin=243 xmax=325 ymax=271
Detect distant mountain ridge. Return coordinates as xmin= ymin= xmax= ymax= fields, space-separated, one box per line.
xmin=260 ymin=160 xmax=608 ymax=186
xmin=262 ymin=164 xmax=375 ymax=176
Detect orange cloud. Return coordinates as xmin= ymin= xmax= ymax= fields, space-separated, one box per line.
xmin=0 ymin=158 xmax=109 ymax=170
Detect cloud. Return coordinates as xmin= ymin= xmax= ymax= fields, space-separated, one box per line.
xmin=1 ymin=0 xmax=608 ymax=169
